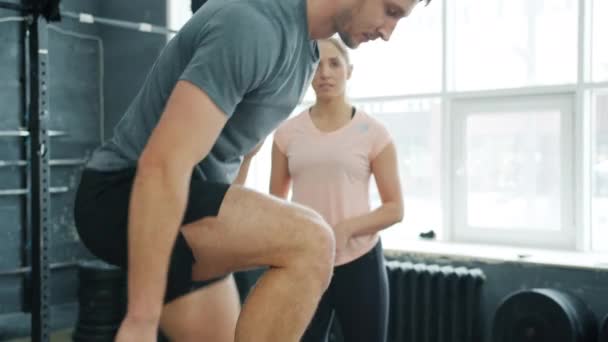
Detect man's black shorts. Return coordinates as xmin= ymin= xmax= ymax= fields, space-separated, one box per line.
xmin=74 ymin=168 xmax=230 ymax=303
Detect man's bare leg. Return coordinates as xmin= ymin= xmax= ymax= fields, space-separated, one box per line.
xmin=181 ymin=185 xmax=335 ymax=342
xmin=160 ymin=275 xmax=240 ymax=341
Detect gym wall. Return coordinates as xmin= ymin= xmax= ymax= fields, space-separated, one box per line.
xmin=0 ymin=0 xmax=166 ymax=338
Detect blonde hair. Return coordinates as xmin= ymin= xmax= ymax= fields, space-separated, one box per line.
xmin=323 ymin=37 xmax=351 ymax=65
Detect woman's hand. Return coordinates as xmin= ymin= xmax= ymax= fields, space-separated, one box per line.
xmin=333 ymin=221 xmax=353 ymax=257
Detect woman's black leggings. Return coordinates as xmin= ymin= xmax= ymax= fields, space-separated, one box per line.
xmin=302 ymin=240 xmax=389 ymax=342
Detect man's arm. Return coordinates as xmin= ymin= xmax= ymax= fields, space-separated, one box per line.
xmin=117 ymin=5 xmax=282 ymax=339
xmin=125 ymin=80 xmax=227 ymax=324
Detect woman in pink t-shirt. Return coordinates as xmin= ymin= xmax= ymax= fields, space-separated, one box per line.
xmin=270 ymin=38 xmax=404 ymax=342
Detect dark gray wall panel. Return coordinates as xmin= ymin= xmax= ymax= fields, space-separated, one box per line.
xmin=0 ymin=0 xmax=168 ymax=324
xmin=98 ymin=0 xmax=167 ymax=139
xmin=47 ymin=14 xmax=103 ymax=265
xmin=0 ymin=278 xmax=22 ymax=314
xmin=0 ymin=167 xmax=23 ymax=190
xmin=0 ymin=198 xmax=22 ymax=270
xmin=0 ymin=6 xmax=27 ymax=316
xmin=0 ymin=22 xmax=22 ymax=128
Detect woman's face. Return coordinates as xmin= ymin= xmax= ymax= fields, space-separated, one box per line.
xmin=312 ymin=40 xmax=352 ymax=101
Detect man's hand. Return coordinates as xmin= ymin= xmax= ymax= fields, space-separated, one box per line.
xmin=115 ymin=316 xmax=159 ymax=342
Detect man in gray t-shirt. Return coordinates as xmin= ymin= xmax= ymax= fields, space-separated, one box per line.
xmin=73 ymin=0 xmax=429 ymax=340
xmin=87 ymin=0 xmax=319 ymax=182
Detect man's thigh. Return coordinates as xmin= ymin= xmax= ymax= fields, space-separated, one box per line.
xmin=160 ymin=274 xmax=240 ymax=342
xmin=182 ymin=184 xmax=330 ymax=281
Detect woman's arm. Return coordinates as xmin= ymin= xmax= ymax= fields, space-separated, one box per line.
xmin=269 ymin=141 xmax=291 ymax=199
xmin=233 ymin=141 xmax=264 ymax=186
xmin=336 ymin=142 xmax=403 ymax=237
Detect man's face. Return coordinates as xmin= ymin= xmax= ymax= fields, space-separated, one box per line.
xmin=335 ymin=0 xmax=419 ymax=48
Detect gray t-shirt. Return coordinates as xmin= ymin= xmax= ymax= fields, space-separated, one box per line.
xmin=86 ymin=0 xmax=319 ymax=183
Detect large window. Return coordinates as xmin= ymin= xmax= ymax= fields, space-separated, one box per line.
xmin=347 ymin=2 xmax=442 ymax=97
xmin=591 ymin=0 xmax=608 ymax=82
xmin=448 ymin=0 xmax=578 ymax=91
xmin=301 ymin=1 xmax=443 ymax=102
xmin=167 ymin=0 xmax=191 ymax=32
xmin=452 ymin=94 xmax=574 ymax=248
xmin=593 ymin=90 xmax=608 ymax=252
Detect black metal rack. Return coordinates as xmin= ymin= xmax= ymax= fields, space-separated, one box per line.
xmin=0 ymin=1 xmax=60 ymax=341
xmin=27 ymin=14 xmax=51 ymax=341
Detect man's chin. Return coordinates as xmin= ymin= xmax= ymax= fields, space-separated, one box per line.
xmin=338 ymin=32 xmax=359 ymax=49
xmin=347 ymin=41 xmax=361 ymax=49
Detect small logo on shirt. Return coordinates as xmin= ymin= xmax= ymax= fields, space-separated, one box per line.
xmin=357 ymin=123 xmax=369 ymax=133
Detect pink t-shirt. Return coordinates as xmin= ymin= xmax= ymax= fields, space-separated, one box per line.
xmin=274 ymin=109 xmax=392 ymax=265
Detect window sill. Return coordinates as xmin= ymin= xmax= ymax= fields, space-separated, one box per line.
xmin=383 ymin=239 xmax=608 ymax=271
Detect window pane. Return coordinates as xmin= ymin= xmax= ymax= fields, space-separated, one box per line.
xmin=449 ymin=0 xmax=577 ymax=91
xmin=593 ymin=91 xmax=608 ymax=251
xmin=167 ymin=0 xmax=191 ymax=31
xmin=346 ymin=2 xmax=442 ymax=97
xmin=355 ymin=98 xmax=442 ymax=246
xmin=465 ymin=111 xmax=561 ymax=229
xmin=592 ymin=0 xmax=608 ymax=82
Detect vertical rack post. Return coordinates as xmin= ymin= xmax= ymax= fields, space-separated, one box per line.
xmin=26 ymin=12 xmax=51 ymax=342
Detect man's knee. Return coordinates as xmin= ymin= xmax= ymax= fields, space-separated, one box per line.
xmin=287 ymin=207 xmax=335 ymax=287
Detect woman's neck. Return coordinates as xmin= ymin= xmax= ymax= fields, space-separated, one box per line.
xmin=310 ymin=97 xmax=351 ymax=122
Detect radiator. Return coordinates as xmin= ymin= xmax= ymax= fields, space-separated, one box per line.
xmin=386 ymin=261 xmax=485 ymax=342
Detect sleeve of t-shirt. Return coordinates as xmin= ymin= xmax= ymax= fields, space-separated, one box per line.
xmin=369 ymin=119 xmax=393 ymax=160
xmin=273 ymin=121 xmax=290 ymax=154
xmin=179 ymin=5 xmax=280 ymax=117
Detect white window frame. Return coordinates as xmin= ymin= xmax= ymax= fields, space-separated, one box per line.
xmin=166 ymin=0 xmax=191 ymax=36
xmin=590 ymin=89 xmax=608 ymax=252
xmin=449 ymin=93 xmax=575 ymax=249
